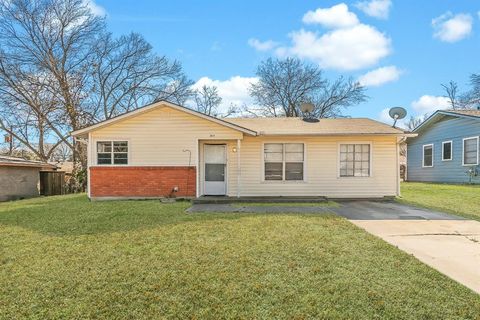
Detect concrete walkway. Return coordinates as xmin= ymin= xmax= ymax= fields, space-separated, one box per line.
xmin=352 ymin=219 xmax=480 ymax=294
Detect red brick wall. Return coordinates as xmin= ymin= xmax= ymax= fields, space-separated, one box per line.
xmin=89 ymin=166 xmax=196 ymax=198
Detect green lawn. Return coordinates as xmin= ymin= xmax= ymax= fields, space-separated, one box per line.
xmin=400 ymin=182 xmax=480 ymax=221
xmin=1 ymin=195 xmax=479 ymax=319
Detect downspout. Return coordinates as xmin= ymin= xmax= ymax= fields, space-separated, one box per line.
xmin=396 ymin=136 xmax=407 ymax=197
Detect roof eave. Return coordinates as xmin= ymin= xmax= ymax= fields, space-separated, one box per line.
xmin=414 ymin=110 xmax=480 ymax=133
xmin=258 ymin=132 xmax=416 ymax=137
xmin=0 ymin=162 xmax=57 ymax=169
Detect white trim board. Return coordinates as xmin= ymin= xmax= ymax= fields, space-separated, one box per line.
xmin=422 ymin=144 xmax=434 ymax=168
xmin=441 ymin=140 xmax=453 ymax=161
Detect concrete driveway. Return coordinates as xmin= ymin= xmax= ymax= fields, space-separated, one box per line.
xmin=330 ymin=201 xmax=464 ymax=220
xmin=341 ymin=202 xmax=480 ymax=295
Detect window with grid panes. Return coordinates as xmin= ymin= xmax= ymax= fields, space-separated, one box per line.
xmin=339 ymin=144 xmax=370 ymax=177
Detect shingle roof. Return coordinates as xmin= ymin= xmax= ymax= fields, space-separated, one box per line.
xmin=444 ymin=109 xmax=480 ymax=117
xmin=0 ymin=155 xmax=56 ymax=169
xmin=71 ymin=100 xmax=412 ymax=137
xmin=226 ymin=117 xmax=406 ymax=136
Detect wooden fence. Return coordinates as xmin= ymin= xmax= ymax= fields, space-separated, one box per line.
xmin=40 ymin=171 xmax=65 ymax=196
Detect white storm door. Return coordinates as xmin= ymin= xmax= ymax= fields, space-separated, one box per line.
xmin=204 ymin=144 xmax=227 ymax=195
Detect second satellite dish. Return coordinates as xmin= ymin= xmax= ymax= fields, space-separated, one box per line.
xmin=300 ymin=103 xmax=319 ymax=123
xmin=300 ymin=103 xmax=314 ymax=114
xmin=389 ymin=107 xmax=407 ymax=127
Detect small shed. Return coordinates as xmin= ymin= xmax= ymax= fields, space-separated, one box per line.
xmin=0 ymin=156 xmax=57 ymax=201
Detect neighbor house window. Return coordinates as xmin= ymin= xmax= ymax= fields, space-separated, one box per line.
xmin=264 ymin=143 xmax=304 ymax=181
xmin=463 ymin=137 xmax=479 ymax=165
xmin=339 ymin=144 xmax=370 ymax=177
xmin=422 ymin=144 xmax=433 ymax=167
xmin=442 ymin=141 xmax=452 ymax=161
xmin=97 ymin=141 xmax=128 ymax=165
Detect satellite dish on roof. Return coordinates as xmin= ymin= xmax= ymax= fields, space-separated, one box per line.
xmin=389 ymin=107 xmax=407 ymax=127
xmin=300 ymin=102 xmax=320 ymax=123
xmin=300 ymin=103 xmax=314 ymax=114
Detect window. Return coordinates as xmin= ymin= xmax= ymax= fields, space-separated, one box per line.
xmin=422 ymin=144 xmax=433 ymax=167
xmin=97 ymin=141 xmax=128 ymax=165
xmin=264 ymin=143 xmax=304 ymax=181
xmin=463 ymin=137 xmax=479 ymax=166
xmin=442 ymin=141 xmax=452 ymax=161
xmin=339 ymin=144 xmax=370 ymax=177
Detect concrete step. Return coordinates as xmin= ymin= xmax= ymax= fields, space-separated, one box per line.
xmin=191 ymin=196 xmax=328 ymax=204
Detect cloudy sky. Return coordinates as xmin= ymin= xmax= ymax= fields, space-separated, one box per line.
xmin=91 ymin=0 xmax=479 ymax=123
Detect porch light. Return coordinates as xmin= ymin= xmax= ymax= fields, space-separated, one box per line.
xmin=232 ymin=147 xmax=237 ymax=153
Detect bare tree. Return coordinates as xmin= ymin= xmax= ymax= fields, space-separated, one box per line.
xmin=441 ymin=81 xmax=460 ymax=109
xmin=405 ymin=116 xmax=423 ymax=132
xmin=90 ymin=32 xmax=188 ymax=120
xmin=0 ymin=0 xmax=192 ymax=190
xmin=249 ymin=58 xmax=367 ymax=117
xmin=0 ymin=0 xmax=104 ymax=169
xmin=194 ymin=85 xmax=222 ymax=116
xmin=47 ymin=142 xmax=72 ymax=162
xmin=463 ymin=73 xmax=480 ymax=109
xmin=160 ymin=74 xmax=194 ymax=106
xmin=311 ymin=77 xmax=367 ymax=118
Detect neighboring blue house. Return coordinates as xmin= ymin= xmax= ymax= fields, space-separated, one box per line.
xmin=407 ymin=109 xmax=480 ymax=184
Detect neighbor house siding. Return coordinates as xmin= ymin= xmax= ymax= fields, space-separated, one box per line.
xmin=407 ymin=116 xmax=480 ymax=184
xmin=0 ymin=167 xmax=41 ymax=201
xmin=233 ymin=135 xmax=398 ymax=198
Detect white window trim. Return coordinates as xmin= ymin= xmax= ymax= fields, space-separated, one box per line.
xmin=462 ymin=136 xmax=479 ymax=166
xmin=95 ymin=139 xmax=130 ymax=166
xmin=337 ymin=142 xmax=373 ymax=178
xmin=262 ymin=142 xmax=307 ymax=183
xmin=422 ymin=144 xmax=434 ymax=168
xmin=441 ymin=140 xmax=453 ymax=161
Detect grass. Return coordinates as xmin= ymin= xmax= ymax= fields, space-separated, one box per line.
xmin=232 ymin=201 xmax=339 ymax=207
xmin=1 ymin=195 xmax=480 ymax=319
xmin=399 ymin=182 xmax=480 ymax=221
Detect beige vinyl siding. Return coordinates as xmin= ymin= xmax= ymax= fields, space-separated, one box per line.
xmin=87 ymin=105 xmax=399 ymax=198
xmin=89 ymin=106 xmax=243 ymax=166
xmin=233 ymin=135 xmax=398 ymax=198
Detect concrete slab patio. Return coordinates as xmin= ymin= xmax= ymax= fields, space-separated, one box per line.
xmin=187 ymin=203 xmax=333 ymax=214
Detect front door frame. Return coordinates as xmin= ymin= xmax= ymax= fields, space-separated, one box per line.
xmin=203 ymin=143 xmax=227 ymax=196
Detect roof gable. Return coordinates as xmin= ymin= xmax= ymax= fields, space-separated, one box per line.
xmin=414 ymin=110 xmax=480 ymax=133
xmin=71 ymin=100 xmax=257 ymax=137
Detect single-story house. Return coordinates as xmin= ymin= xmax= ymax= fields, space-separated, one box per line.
xmin=71 ymin=101 xmax=414 ymax=200
xmin=0 ymin=155 xmax=57 ymax=201
xmin=407 ymin=109 xmax=480 ymax=184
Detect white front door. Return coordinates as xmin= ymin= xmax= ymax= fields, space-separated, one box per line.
xmin=204 ymin=144 xmax=227 ymax=195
